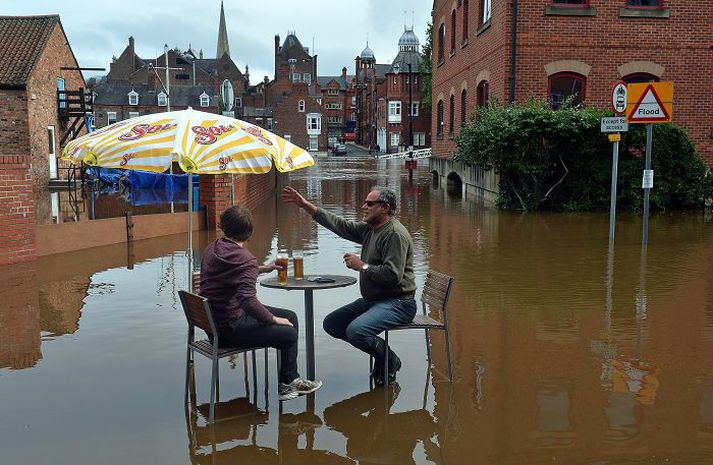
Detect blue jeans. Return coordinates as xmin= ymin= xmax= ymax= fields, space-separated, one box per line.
xmin=323 ymin=298 xmax=417 ymax=357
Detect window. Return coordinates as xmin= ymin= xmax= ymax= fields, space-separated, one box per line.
xmin=175 ymin=73 xmax=190 ymax=80
xmin=391 ymin=132 xmax=400 ymax=147
xmin=623 ymin=73 xmax=658 ymax=84
xmin=450 ymin=10 xmax=457 ymax=53
xmin=328 ymin=116 xmax=342 ymax=123
xmin=47 ymin=126 xmax=56 ymax=156
xmin=57 ymin=78 xmax=66 ymax=109
xmin=298 ymin=99 xmax=305 ymax=112
xmin=461 ymin=89 xmax=468 ymax=126
xmin=292 ymin=73 xmax=302 ymax=83
xmin=128 ymin=90 xmax=139 ymax=106
xmin=548 ymin=73 xmax=585 ymax=110
xmin=157 ymin=91 xmax=167 ymax=106
xmin=107 ymin=112 xmax=117 ymax=125
xmin=482 ymin=0 xmax=492 ymax=24
xmin=627 ymin=0 xmax=661 ymax=6
xmin=267 ymin=118 xmax=273 ymax=130
xmin=128 ymin=111 xmax=139 ymax=119
xmin=199 ymin=92 xmax=210 ymax=107
xmin=234 ymin=97 xmax=242 ymax=108
xmin=414 ymin=132 xmax=426 ymax=146
xmin=437 ymin=100 xmax=444 ymax=139
xmin=477 ymin=81 xmax=489 ymax=107
xmin=462 ymin=0 xmax=469 ymax=43
xmin=221 ymin=80 xmax=234 ymax=111
xmin=410 ymin=102 xmax=419 ymax=117
xmin=388 ymin=101 xmax=402 ymax=123
xmin=328 ymin=89 xmax=339 ymax=95
xmin=303 ymin=73 xmax=312 ymax=85
xmin=438 ymin=24 xmax=445 ymax=63
xmin=306 ymin=114 xmax=321 ymax=131
xmin=284 ymin=134 xmax=291 ymax=142
xmin=449 ymin=94 xmax=455 ymax=135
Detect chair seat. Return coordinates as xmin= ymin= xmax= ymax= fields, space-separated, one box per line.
xmin=189 ymin=339 xmax=259 ymax=358
xmin=391 ymin=314 xmax=445 ymax=331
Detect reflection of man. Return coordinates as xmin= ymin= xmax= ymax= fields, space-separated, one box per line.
xmin=323 ymin=385 xmax=440 ymax=465
xmin=282 ymin=186 xmax=417 ymax=385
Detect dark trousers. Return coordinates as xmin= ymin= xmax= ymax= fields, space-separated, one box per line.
xmin=219 ymin=306 xmax=299 ymax=384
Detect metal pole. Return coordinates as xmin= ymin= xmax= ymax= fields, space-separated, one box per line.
xmin=188 ymin=173 xmax=193 ymax=284
xmin=641 ymin=123 xmax=653 ymax=245
xmin=608 ymin=138 xmax=620 ymax=241
xmin=408 ymin=62 xmax=414 ymax=181
xmin=164 ymin=44 xmax=171 ymax=112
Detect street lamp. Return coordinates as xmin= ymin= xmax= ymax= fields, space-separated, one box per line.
xmin=392 ymin=61 xmax=413 ymax=158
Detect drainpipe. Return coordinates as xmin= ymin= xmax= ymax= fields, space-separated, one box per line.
xmin=509 ymin=0 xmax=519 ymax=104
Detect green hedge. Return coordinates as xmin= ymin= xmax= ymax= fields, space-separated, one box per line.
xmin=455 ymin=100 xmax=712 ymax=211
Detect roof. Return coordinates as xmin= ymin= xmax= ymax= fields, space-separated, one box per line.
xmin=316 ymin=75 xmax=354 ymax=91
xmin=0 ymin=15 xmax=60 ymax=87
xmin=387 ymin=50 xmax=422 ymax=75
xmin=93 ymin=82 xmax=217 ymax=107
xmin=278 ymin=33 xmax=311 ymax=60
xmin=242 ymin=106 xmax=272 ymax=117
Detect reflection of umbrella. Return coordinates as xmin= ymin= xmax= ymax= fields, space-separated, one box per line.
xmin=62 ymin=108 xmax=314 ymax=278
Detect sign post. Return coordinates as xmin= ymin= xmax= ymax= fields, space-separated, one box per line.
xmin=601 ymin=116 xmax=628 ymax=241
xmin=626 ymin=81 xmax=674 ymax=245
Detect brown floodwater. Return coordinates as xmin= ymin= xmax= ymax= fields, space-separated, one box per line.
xmin=1 ymin=157 xmax=712 ymax=465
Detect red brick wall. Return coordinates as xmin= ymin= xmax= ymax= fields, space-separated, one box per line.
xmin=26 ymin=23 xmax=86 ymax=190
xmin=432 ymin=0 xmax=713 ymax=165
xmin=272 ymin=85 xmax=327 ymax=151
xmin=0 ymin=89 xmax=37 ymax=265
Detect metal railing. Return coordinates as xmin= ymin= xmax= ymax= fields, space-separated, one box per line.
xmin=376 ymin=147 xmax=432 ymax=160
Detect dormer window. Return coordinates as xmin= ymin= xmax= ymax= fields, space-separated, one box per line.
xmin=157 ymin=91 xmax=167 ymax=107
xmin=199 ymin=92 xmax=210 ymax=107
xmin=128 ymin=90 xmax=139 ymax=106
xmin=298 ymin=100 xmax=305 ymax=112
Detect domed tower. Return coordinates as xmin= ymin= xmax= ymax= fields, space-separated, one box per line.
xmin=389 ymin=25 xmax=421 ymax=75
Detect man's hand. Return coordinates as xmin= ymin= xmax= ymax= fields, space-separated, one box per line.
xmin=272 ymin=316 xmax=294 ymax=327
xmin=258 ymin=260 xmax=282 ymax=274
xmin=281 ymin=186 xmax=318 ymax=215
xmin=343 ymin=253 xmax=364 ymax=271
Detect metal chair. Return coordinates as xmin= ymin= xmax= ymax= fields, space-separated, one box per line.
xmin=179 ymin=289 xmax=268 ymax=422
xmin=372 ymin=271 xmax=455 ymax=383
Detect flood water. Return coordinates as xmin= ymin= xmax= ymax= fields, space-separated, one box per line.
xmin=2 ymin=157 xmax=713 ymax=464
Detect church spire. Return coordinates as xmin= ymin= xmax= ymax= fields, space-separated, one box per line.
xmin=216 ymin=1 xmax=230 ymax=58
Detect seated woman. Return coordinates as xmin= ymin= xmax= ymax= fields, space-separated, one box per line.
xmin=200 ymin=205 xmax=322 ymax=401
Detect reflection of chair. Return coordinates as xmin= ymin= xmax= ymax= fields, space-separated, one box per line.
xmin=179 ymin=290 xmax=269 ymax=422
xmin=373 ymin=271 xmax=455 ymax=382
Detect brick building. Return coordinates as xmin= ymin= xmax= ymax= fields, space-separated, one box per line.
xmin=0 ymin=15 xmax=87 ymax=264
xmin=356 ymin=26 xmax=431 ymax=154
xmin=431 ymin=0 xmax=713 ymax=196
xmin=317 ymin=68 xmax=356 ymax=144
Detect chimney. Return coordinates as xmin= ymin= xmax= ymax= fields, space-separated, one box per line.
xmin=129 ymin=36 xmax=135 ymax=71
xmin=274 ymin=34 xmax=280 ymax=77
xmin=342 ymin=66 xmax=347 ymax=81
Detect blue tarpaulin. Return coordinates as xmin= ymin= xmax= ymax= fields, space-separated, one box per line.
xmin=85 ymin=167 xmax=199 ymax=208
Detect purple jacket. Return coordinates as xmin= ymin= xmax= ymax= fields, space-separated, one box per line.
xmin=200 ymin=238 xmax=274 ymax=328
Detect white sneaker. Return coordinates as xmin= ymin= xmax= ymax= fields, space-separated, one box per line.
xmin=278 ymin=378 xmax=323 ymax=401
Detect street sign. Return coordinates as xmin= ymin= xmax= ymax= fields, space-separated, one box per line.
xmin=611 ymin=81 xmax=627 ymax=115
xmin=608 ymin=133 xmax=621 ymax=142
xmin=642 ymin=170 xmax=654 ymax=189
xmin=626 ymin=82 xmax=673 ymax=123
xmin=601 ymin=116 xmax=628 ymax=133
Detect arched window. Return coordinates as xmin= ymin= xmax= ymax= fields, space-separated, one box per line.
xmin=221 ymin=79 xmax=234 ymax=111
xmin=450 ymin=10 xmax=457 ymax=53
xmin=481 ymin=0 xmax=492 ymax=24
xmin=437 ymin=99 xmax=444 ymax=139
xmin=462 ymin=0 xmax=469 ymax=43
xmin=461 ymin=89 xmax=468 ymax=126
xmin=298 ymin=100 xmax=305 ymax=112
xmin=548 ymin=72 xmax=585 ymax=110
xmin=438 ymin=24 xmax=445 ymax=63
xmin=477 ymin=80 xmax=489 ymax=107
xmin=623 ymin=73 xmax=658 ymax=84
xmin=449 ymin=94 xmax=455 ymax=135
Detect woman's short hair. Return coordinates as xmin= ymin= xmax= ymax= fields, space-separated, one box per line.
xmin=219 ymin=206 xmax=254 ymax=241
xmin=373 ymin=186 xmax=397 ymax=216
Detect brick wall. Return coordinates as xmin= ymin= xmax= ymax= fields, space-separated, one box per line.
xmin=272 ymin=85 xmax=327 ymax=151
xmin=432 ymin=0 xmax=713 ymax=165
xmin=0 ymin=89 xmax=37 ymax=265
xmin=0 ymin=263 xmax=40 ymax=369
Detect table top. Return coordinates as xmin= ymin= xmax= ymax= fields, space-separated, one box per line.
xmin=260 ymin=274 xmax=357 ymax=291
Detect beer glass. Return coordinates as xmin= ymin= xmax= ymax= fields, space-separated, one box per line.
xmin=276 ymin=250 xmax=289 ymax=285
xmin=293 ymin=250 xmax=304 ymax=280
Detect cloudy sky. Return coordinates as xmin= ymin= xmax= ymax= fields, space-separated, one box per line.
xmin=6 ymin=0 xmax=432 ymax=81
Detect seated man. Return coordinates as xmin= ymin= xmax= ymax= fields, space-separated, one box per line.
xmin=282 ymin=185 xmax=416 ymax=384
xmin=200 ymin=205 xmax=322 ymax=401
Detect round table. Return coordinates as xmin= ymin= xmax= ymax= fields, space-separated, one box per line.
xmin=260 ymin=275 xmax=357 ymax=380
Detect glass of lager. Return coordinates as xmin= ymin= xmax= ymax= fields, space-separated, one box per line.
xmin=276 ymin=250 xmax=289 ymax=285
xmin=293 ymin=250 xmax=304 ymax=280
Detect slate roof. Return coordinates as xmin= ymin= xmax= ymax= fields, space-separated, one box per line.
xmin=357 ymin=64 xmax=391 ymax=82
xmin=93 ymin=82 xmax=217 ymax=107
xmin=0 ymin=15 xmax=60 ymax=87
xmin=242 ymin=106 xmax=272 ymax=117
xmin=316 ymin=75 xmax=354 ymax=91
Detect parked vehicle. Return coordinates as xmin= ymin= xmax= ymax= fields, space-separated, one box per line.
xmin=332 ymin=143 xmax=347 ymax=155
xmin=342 ymin=132 xmax=356 ymax=142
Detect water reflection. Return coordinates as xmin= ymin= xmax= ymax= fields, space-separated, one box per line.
xmin=2 ymin=158 xmax=713 ymax=464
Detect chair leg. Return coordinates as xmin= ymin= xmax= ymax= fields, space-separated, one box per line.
xmin=184 ymin=345 xmax=192 ymax=406
xmin=384 ymin=331 xmax=389 ymax=387
xmin=210 ymin=356 xmax=218 ymax=422
xmin=251 ymin=350 xmax=258 ymax=404
xmin=264 ymin=348 xmax=269 ymax=408
xmin=444 ymin=327 xmax=453 ymax=382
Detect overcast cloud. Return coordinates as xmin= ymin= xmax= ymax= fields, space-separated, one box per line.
xmin=5 ymin=0 xmax=432 ymax=81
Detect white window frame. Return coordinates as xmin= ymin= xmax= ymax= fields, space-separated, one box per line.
xmin=199 ymin=92 xmax=210 ymax=107
xmin=128 ymin=111 xmax=139 ymax=119
xmin=298 ymin=100 xmax=306 ymax=112
xmin=410 ymin=102 xmax=420 ymax=117
xmin=390 ymin=132 xmax=400 ymax=147
xmin=328 ymin=89 xmax=339 ymax=96
xmin=388 ymin=101 xmax=402 ymax=123
xmin=482 ymin=0 xmax=492 ymax=24
xmin=235 ymin=97 xmax=242 ymax=108
xmin=303 ymin=73 xmax=312 ymax=85
xmin=157 ymin=91 xmax=167 ymax=107
xmin=284 ymin=134 xmax=292 ymax=142
xmin=107 ymin=112 xmax=118 ymax=125
xmin=292 ymin=73 xmax=302 ymax=83
xmin=47 ymin=126 xmax=57 ymax=179
xmin=414 ymin=132 xmax=426 ymax=146
xmin=306 ymin=113 xmax=321 ymax=134
xmin=128 ymin=90 xmax=139 ymax=106
xmin=57 ymin=78 xmax=66 ymax=109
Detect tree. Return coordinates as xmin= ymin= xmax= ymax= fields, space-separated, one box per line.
xmin=420 ymin=22 xmax=433 ymax=113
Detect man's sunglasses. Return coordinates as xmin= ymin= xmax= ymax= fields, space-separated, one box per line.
xmin=364 ymin=200 xmax=384 ymax=207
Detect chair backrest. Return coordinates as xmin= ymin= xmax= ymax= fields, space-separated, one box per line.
xmin=421 ymin=271 xmax=455 ymax=320
xmin=192 ymin=272 xmax=201 ymax=294
xmin=179 ymin=290 xmax=216 ymax=336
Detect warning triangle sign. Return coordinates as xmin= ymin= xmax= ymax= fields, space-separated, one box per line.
xmin=627 ymin=84 xmax=671 ymax=123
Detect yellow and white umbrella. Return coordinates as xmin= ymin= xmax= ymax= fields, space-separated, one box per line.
xmin=62 ymin=108 xmax=315 ymax=281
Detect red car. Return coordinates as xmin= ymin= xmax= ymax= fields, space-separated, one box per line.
xmin=342 ymin=132 xmax=356 ymax=142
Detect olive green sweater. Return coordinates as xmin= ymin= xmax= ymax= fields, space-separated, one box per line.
xmin=313 ymin=208 xmax=416 ymax=302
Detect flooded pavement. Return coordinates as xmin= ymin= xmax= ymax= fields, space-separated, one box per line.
xmin=1 ymin=157 xmax=713 ymax=464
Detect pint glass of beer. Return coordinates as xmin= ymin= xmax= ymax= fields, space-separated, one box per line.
xmin=276 ymin=250 xmax=289 ymax=285
xmin=293 ymin=250 xmax=304 ymax=280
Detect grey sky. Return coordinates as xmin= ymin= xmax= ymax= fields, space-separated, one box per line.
xmin=5 ymin=0 xmax=432 ymax=81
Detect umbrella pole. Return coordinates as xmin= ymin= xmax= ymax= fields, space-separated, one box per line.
xmin=231 ymin=174 xmax=235 ymax=205
xmin=188 ymin=173 xmax=193 ymax=283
